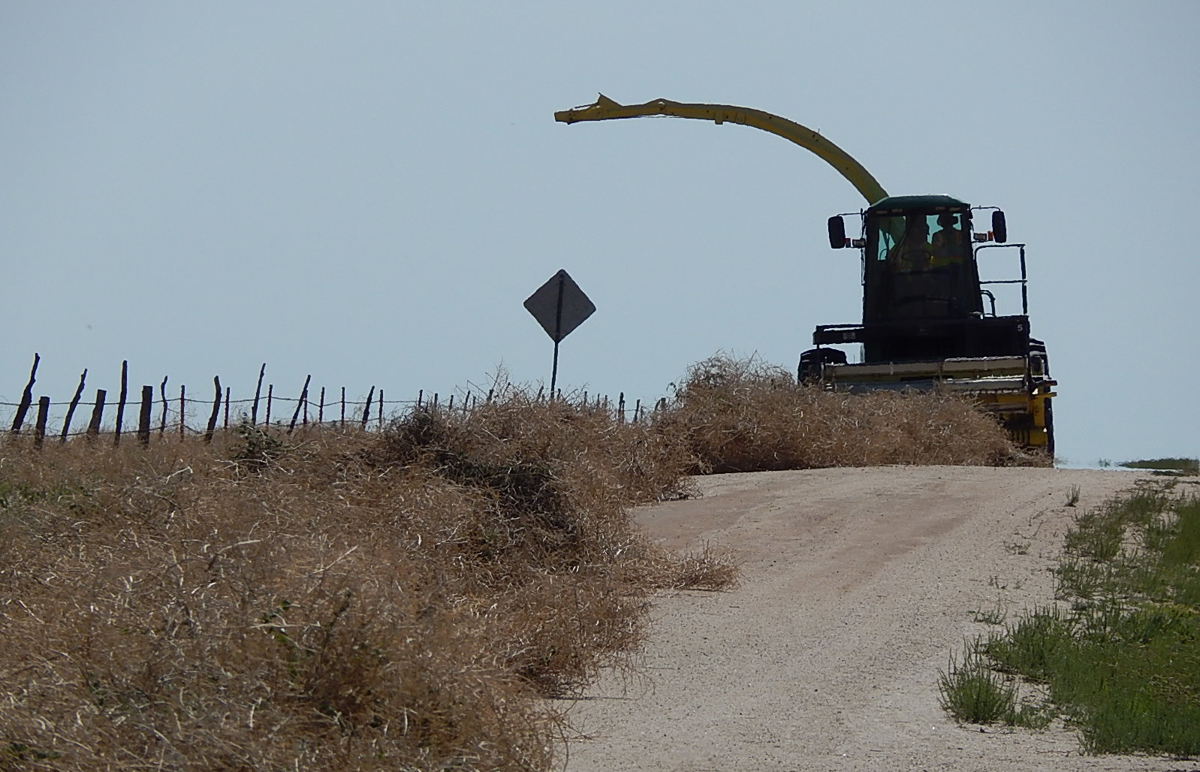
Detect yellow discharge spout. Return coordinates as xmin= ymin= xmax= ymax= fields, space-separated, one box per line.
xmin=555 ymin=94 xmax=888 ymax=206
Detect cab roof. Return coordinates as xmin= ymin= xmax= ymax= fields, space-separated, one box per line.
xmin=866 ymin=194 xmax=969 ymax=216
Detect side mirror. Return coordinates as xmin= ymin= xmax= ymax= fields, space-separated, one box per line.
xmin=827 ymin=216 xmax=847 ymax=249
xmin=991 ymin=210 xmax=1008 ymax=244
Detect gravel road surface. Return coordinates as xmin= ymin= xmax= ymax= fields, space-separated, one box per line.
xmin=562 ymin=466 xmax=1199 ymax=772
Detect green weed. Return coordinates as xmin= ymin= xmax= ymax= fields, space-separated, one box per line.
xmin=972 ymin=602 xmax=1007 ymax=626
xmin=938 ymin=644 xmax=1047 ymax=728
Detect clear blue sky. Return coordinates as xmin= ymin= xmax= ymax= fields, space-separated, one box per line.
xmin=2 ymin=3 xmax=1196 ymax=466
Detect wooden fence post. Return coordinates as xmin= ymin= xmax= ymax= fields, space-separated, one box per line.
xmin=137 ymin=386 xmax=153 ymax=446
xmin=265 ymin=384 xmax=273 ymax=426
xmin=204 ymin=376 xmax=221 ymax=443
xmin=361 ymin=386 xmax=374 ymax=429
xmin=33 ymin=397 xmax=50 ymax=448
xmin=159 ymin=377 xmax=169 ymax=435
xmin=224 ymin=387 xmax=231 ymax=428
xmin=87 ymin=389 xmax=106 ymax=438
xmin=9 ymin=353 xmax=40 ymax=435
xmin=251 ymin=363 xmax=266 ymax=426
xmin=288 ymin=375 xmax=311 ymax=434
xmin=340 ymin=387 xmax=346 ymax=429
xmin=113 ymin=360 xmax=128 ymax=447
xmin=378 ymin=389 xmax=384 ymax=429
xmin=318 ymin=387 xmax=325 ymax=424
xmin=179 ymin=385 xmax=186 ymax=437
xmin=61 ymin=368 xmax=88 ymax=442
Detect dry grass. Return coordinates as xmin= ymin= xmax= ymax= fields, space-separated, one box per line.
xmin=0 ymin=389 xmax=705 ymax=771
xmin=0 ymin=358 xmax=1029 ymax=770
xmin=1 ymin=436 xmax=555 ymax=770
xmin=657 ymin=355 xmax=1032 ymax=473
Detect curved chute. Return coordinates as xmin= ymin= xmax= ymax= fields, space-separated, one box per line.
xmin=554 ymin=94 xmax=888 ymax=205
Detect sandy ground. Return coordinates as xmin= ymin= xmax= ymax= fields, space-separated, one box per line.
xmin=560 ymin=466 xmax=1200 ymax=772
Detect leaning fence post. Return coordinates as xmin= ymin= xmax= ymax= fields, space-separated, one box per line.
xmin=61 ymin=368 xmax=88 ymax=442
xmin=34 ymin=397 xmax=50 ymax=448
xmin=137 ymin=386 xmax=153 ymax=446
xmin=87 ymin=389 xmax=107 ymax=438
xmin=113 ymin=360 xmax=128 ymax=447
xmin=361 ymin=386 xmax=375 ymax=429
xmin=288 ymin=375 xmax=311 ymax=434
xmin=10 ymin=353 xmax=40 ymax=435
xmin=204 ymin=376 xmax=221 ymax=443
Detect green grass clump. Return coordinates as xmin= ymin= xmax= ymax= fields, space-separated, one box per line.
xmin=938 ymin=645 xmax=1048 ymax=727
xmin=986 ymin=607 xmax=1075 ymax=683
xmin=945 ymin=484 xmax=1200 ymax=757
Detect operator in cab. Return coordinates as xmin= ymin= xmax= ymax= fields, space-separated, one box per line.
xmin=888 ymin=215 xmax=934 ymax=272
xmin=931 ymin=213 xmax=967 ymax=267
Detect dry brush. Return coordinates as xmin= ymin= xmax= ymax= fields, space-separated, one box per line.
xmin=0 ymin=357 xmax=1027 ymax=771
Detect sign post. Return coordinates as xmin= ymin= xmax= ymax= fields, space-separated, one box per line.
xmin=523 ymin=269 xmax=595 ymax=397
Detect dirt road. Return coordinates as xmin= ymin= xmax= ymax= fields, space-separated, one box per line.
xmin=562 ymin=466 xmax=1199 ymax=772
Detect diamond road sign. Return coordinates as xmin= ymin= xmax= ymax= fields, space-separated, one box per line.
xmin=524 ymin=269 xmax=595 ymax=343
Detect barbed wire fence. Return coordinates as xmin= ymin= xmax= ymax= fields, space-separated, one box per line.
xmin=3 ymin=354 xmax=658 ymax=448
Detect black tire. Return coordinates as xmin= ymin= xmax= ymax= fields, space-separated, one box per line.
xmin=798 ymin=348 xmax=847 ymax=385
xmin=1043 ymin=397 xmax=1055 ymax=459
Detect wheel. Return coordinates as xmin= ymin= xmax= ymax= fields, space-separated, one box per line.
xmin=1043 ymin=397 xmax=1055 ymax=459
xmin=798 ymin=348 xmax=847 ymax=385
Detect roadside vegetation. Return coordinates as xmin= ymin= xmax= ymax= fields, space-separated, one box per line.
xmin=939 ymin=480 xmax=1200 ymax=757
xmin=1 ymin=355 xmax=1025 ymax=771
xmin=1118 ymin=457 xmax=1200 ymax=476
